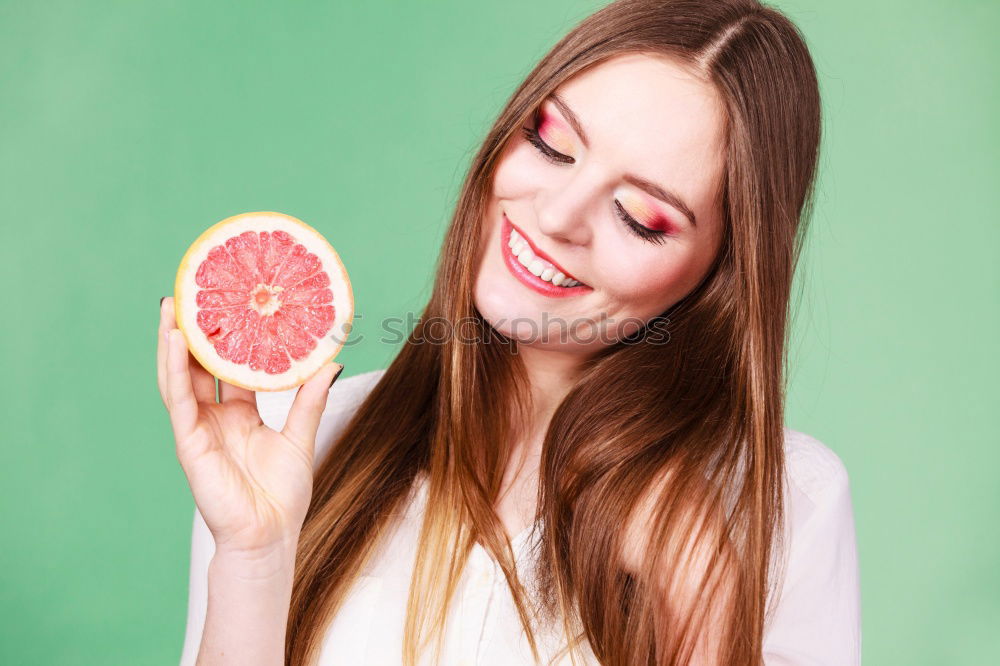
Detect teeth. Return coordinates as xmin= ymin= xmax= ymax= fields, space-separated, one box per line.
xmin=507 ymin=226 xmax=584 ymax=288
xmin=510 ymin=230 xmax=523 ymax=249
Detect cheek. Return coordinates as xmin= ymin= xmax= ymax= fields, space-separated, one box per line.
xmin=492 ymin=145 xmax=549 ymax=199
xmin=598 ymin=246 xmax=696 ymax=313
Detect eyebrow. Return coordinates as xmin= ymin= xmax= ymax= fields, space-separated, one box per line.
xmin=549 ymin=93 xmax=698 ymax=228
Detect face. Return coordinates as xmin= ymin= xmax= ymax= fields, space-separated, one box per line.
xmin=473 ymin=52 xmax=727 ymax=355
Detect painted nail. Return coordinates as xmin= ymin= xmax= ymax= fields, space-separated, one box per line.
xmin=160 ymin=296 xmax=166 ymax=308
xmin=329 ymin=363 xmax=345 ymax=388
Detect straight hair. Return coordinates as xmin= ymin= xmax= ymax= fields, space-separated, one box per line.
xmin=287 ymin=1 xmax=822 ymax=663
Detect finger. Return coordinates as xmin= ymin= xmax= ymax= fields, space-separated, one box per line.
xmin=163 ymin=295 xmax=215 ymax=404
xmin=156 ymin=297 xmax=171 ymax=406
xmin=165 ymin=328 xmax=200 ymax=442
xmin=281 ymin=362 xmax=343 ymax=455
xmin=219 ymin=378 xmax=255 ymax=405
xmin=163 ymin=295 xmax=177 ymax=328
xmin=188 ymin=351 xmax=217 ymax=404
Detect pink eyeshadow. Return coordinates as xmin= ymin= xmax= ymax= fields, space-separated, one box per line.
xmin=619 ymin=192 xmax=679 ymax=234
xmin=537 ymin=108 xmax=576 ymax=154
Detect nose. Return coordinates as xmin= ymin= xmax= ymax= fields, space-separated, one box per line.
xmin=534 ymin=170 xmax=598 ymax=247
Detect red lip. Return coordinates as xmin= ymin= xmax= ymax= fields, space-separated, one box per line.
xmin=500 ymin=213 xmax=591 ymax=298
xmin=505 ymin=214 xmax=582 ymax=282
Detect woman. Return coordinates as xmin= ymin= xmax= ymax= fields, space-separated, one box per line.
xmin=162 ymin=0 xmax=860 ymax=664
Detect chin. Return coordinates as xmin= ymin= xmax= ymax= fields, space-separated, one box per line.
xmin=474 ymin=278 xmax=598 ymax=353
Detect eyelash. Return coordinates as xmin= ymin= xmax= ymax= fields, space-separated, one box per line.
xmin=520 ymin=122 xmax=669 ymax=246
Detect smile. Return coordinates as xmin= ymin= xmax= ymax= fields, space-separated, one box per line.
xmin=500 ymin=213 xmax=591 ymax=298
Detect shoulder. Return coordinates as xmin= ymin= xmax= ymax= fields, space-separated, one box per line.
xmin=775 ymin=427 xmax=857 ymax=572
xmin=776 ymin=427 xmax=858 ymax=568
xmin=255 ymin=367 xmax=388 ymax=468
xmin=780 ymin=426 xmax=852 ymax=509
xmin=765 ymin=429 xmax=862 ymax=661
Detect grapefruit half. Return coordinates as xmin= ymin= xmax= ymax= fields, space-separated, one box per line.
xmin=174 ymin=211 xmax=353 ymax=392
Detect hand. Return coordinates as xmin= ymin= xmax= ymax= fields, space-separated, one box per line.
xmin=156 ymin=297 xmax=343 ymax=557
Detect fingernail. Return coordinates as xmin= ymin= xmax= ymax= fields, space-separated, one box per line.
xmin=160 ymin=296 xmax=166 ymax=308
xmin=329 ymin=363 xmax=344 ymax=388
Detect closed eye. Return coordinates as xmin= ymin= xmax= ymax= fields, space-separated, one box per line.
xmin=521 ymin=124 xmax=572 ymax=165
xmin=614 ymin=200 xmax=668 ymax=245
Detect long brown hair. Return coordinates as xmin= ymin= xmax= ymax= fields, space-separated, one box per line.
xmin=287 ymin=0 xmax=822 ymax=663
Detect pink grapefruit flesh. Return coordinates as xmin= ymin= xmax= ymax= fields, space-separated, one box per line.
xmin=174 ymin=211 xmax=353 ymax=391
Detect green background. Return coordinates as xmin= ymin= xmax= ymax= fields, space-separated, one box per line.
xmin=2 ymin=1 xmax=997 ymax=663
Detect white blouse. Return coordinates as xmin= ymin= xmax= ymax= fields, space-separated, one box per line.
xmin=179 ymin=369 xmax=861 ymax=665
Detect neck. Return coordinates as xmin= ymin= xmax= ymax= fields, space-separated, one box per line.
xmin=514 ymin=343 xmax=588 ymax=449
xmin=495 ymin=343 xmax=589 ymax=519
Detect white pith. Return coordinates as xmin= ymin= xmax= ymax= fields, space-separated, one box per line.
xmin=174 ymin=212 xmax=353 ymax=392
xmin=251 ymin=283 xmax=285 ymax=316
xmin=507 ymin=229 xmax=582 ymax=287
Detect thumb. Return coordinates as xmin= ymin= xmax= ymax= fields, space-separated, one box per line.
xmin=281 ymin=362 xmax=344 ymax=454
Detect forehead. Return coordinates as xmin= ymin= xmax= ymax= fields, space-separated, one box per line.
xmin=550 ymin=52 xmax=727 ymax=197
